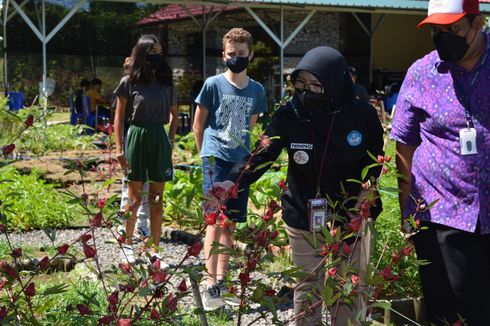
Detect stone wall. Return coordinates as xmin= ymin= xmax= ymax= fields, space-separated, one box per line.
xmin=143 ymin=9 xmax=342 ymax=76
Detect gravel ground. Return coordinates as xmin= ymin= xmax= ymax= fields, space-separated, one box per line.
xmin=2 ymin=228 xmax=309 ymax=325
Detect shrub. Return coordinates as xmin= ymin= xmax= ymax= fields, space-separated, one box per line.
xmin=0 ymin=167 xmax=76 ymax=231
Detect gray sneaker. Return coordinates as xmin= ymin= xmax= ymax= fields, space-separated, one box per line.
xmin=218 ymin=281 xmax=241 ymax=306
xmin=202 ymin=285 xmax=225 ymax=311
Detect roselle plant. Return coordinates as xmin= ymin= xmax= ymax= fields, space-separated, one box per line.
xmin=0 ymin=103 xmax=430 ymax=325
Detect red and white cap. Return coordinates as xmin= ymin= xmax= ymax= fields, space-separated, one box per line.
xmin=417 ymin=0 xmax=480 ymax=28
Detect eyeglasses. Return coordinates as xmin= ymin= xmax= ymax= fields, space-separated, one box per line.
xmin=293 ymin=78 xmax=325 ymax=94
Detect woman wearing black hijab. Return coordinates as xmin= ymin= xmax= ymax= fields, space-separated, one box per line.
xmin=225 ymin=46 xmax=384 ymax=325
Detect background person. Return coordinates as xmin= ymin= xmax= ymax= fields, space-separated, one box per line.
xmin=348 ymin=66 xmax=369 ymax=103
xmin=192 ymin=27 xmax=267 ymax=311
xmin=391 ymin=0 xmax=490 ymax=324
xmin=114 ymin=35 xmax=175 ymax=265
xmin=87 ymin=78 xmax=112 ymax=120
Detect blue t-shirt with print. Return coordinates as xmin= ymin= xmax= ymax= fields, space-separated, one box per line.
xmin=196 ymin=74 xmax=267 ymax=163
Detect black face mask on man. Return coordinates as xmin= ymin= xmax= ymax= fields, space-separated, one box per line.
xmin=147 ymin=54 xmax=163 ymax=70
xmin=225 ymin=56 xmax=249 ymax=73
xmin=432 ymin=26 xmax=476 ymax=63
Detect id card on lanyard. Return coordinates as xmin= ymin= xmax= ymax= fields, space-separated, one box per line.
xmin=454 ymin=52 xmax=487 ymax=156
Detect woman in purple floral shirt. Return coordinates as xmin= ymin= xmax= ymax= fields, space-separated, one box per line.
xmin=391 ymin=0 xmax=490 ymax=325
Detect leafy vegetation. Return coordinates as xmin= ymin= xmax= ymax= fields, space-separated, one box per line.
xmin=0 ymin=167 xmax=77 ymax=231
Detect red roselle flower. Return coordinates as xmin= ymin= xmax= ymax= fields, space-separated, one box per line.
xmin=150 ymin=309 xmax=160 ymax=320
xmin=341 ymin=242 xmax=352 ymax=256
xmin=277 ymin=179 xmax=287 ymax=191
xmin=108 ymin=291 xmax=119 ymax=305
xmin=178 ymin=279 xmax=187 ymax=292
xmin=265 ymin=287 xmax=276 ymax=297
xmin=229 ymin=285 xmax=237 ymax=294
xmin=384 ymin=155 xmax=392 ymax=163
xmin=351 ymin=274 xmax=360 ymax=285
xmin=25 ymin=282 xmax=36 ymax=297
xmin=167 ymin=293 xmax=178 ymax=312
xmin=327 ymin=267 xmax=337 ymax=277
xmin=380 ymin=267 xmax=394 ymax=281
xmin=218 ymin=213 xmax=230 ymax=228
xmin=57 ymin=244 xmax=69 ymax=255
xmin=401 ymin=246 xmax=414 ymax=256
xmin=39 ymin=256 xmax=49 ymax=271
xmin=2 ymin=144 xmax=15 ymax=156
xmin=391 ymin=252 xmax=401 ymax=264
xmin=381 ymin=166 xmax=389 ymax=175
xmin=269 ymin=230 xmax=279 ymax=240
xmin=117 ymin=235 xmax=125 ymax=244
xmin=452 ymin=321 xmax=464 ymax=326
xmin=247 ymin=259 xmax=258 ymax=270
xmin=83 ymin=244 xmax=96 ymax=258
xmin=97 ymin=197 xmax=107 ymax=209
xmin=98 ymin=316 xmax=113 ymax=325
xmin=239 ymin=272 xmax=251 ymax=286
xmin=346 ymin=216 xmax=362 ymax=232
xmin=76 ymin=303 xmax=91 ymax=315
xmin=3 ymin=264 xmax=18 ymax=279
xmin=151 ymin=270 xmax=168 ymax=284
xmin=377 ymin=155 xmax=384 ymax=164
xmin=330 ymin=227 xmax=339 ymax=237
xmin=0 ymin=279 xmax=6 ymax=290
xmin=262 ymin=209 xmax=274 ymax=222
xmin=259 ymin=135 xmax=271 ymax=149
xmin=25 ymin=114 xmax=34 ymax=127
xmin=116 ymin=319 xmax=132 ymax=326
xmin=11 ymin=248 xmax=22 ymax=258
xmin=256 ymin=230 xmax=268 ymax=247
xmin=80 ymin=233 xmax=92 ymax=243
xmin=90 ymin=212 xmax=103 ymax=228
xmin=188 ymin=241 xmax=204 ymax=257
xmin=204 ymin=211 xmax=218 ymax=226
xmin=0 ymin=306 xmax=7 ymax=320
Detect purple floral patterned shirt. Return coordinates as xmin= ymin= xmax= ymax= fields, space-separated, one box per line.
xmin=390 ymin=32 xmax=490 ymax=234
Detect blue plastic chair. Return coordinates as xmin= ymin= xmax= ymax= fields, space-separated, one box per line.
xmin=7 ymin=91 xmax=25 ymax=111
xmin=70 ymin=95 xmax=84 ymax=125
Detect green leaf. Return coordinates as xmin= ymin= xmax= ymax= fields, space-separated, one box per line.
xmin=40 ymin=283 xmax=69 ymax=296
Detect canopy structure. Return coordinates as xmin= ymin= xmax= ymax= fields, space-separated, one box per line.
xmin=2 ymin=0 xmax=490 ymax=100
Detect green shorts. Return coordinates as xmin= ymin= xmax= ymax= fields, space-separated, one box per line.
xmin=125 ymin=122 xmax=173 ymax=182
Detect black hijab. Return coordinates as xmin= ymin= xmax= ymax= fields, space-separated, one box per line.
xmin=291 ymin=46 xmax=355 ymax=114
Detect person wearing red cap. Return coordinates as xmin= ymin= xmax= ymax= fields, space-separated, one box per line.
xmin=391 ymin=0 xmax=490 ymax=325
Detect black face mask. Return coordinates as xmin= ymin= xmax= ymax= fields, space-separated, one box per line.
xmin=147 ymin=54 xmax=163 ymax=70
xmin=225 ymin=56 xmax=249 ymax=73
xmin=297 ymin=89 xmax=330 ymax=112
xmin=432 ymin=30 xmax=472 ymax=63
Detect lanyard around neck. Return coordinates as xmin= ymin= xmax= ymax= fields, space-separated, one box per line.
xmin=452 ymin=51 xmax=488 ymax=129
xmin=309 ymin=117 xmax=335 ymax=198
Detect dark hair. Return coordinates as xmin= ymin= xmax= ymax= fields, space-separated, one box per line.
xmin=128 ymin=34 xmax=173 ymax=85
xmin=80 ymin=79 xmax=90 ymax=88
xmin=90 ymin=78 xmax=102 ymax=87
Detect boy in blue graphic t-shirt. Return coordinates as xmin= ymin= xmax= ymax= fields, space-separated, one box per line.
xmin=193 ymin=27 xmax=267 ymax=311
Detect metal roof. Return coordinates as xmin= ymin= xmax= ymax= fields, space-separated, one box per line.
xmin=133 ymin=0 xmax=490 ymax=15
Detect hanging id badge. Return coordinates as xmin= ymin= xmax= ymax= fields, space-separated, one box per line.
xmin=307 ymin=198 xmax=329 ymax=232
xmin=459 ymin=128 xmax=477 ymax=155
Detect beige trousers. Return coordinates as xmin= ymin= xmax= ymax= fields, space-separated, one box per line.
xmin=286 ymin=222 xmax=371 ymax=326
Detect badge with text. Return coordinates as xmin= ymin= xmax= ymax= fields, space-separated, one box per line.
xmin=307 ymin=198 xmax=329 ymax=232
xmin=459 ymin=128 xmax=477 ymax=155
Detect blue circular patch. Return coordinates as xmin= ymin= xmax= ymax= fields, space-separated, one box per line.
xmin=347 ymin=130 xmax=362 ymax=146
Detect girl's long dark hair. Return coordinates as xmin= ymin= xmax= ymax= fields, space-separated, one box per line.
xmin=128 ymin=34 xmax=173 ymax=86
